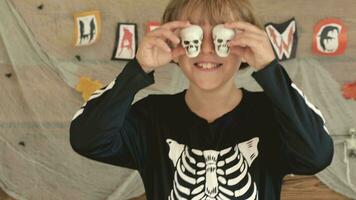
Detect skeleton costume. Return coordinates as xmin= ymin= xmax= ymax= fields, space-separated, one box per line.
xmin=70 ymin=58 xmax=334 ymax=200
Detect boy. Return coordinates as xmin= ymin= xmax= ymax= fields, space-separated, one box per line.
xmin=70 ymin=0 xmax=334 ymax=199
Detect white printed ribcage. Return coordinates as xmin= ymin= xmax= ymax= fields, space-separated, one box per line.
xmin=166 ymin=137 xmax=259 ymax=200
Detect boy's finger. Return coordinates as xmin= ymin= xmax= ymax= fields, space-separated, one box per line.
xmin=229 ymin=31 xmax=263 ymax=44
xmin=171 ymin=46 xmax=186 ymax=59
xmin=160 ymin=20 xmax=191 ymax=31
xmin=225 ymin=21 xmax=264 ymax=35
xmin=228 ymin=34 xmax=258 ymax=49
xmin=153 ymin=38 xmax=172 ymax=52
xmin=150 ymin=29 xmax=180 ymax=44
xmin=230 ymin=46 xmax=246 ymax=57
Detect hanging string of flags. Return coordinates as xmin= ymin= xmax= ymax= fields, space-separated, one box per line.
xmin=312 ymin=18 xmax=347 ymax=56
xmin=70 ymin=10 xmax=352 ymax=101
xmin=265 ymin=18 xmax=298 ymax=61
xmin=71 ymin=11 xmax=348 ymax=61
xmin=73 ymin=10 xmax=101 ymax=47
xmin=112 ymin=23 xmax=138 ymax=61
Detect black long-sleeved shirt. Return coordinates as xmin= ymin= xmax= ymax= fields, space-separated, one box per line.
xmin=69 ymin=58 xmax=334 ymax=200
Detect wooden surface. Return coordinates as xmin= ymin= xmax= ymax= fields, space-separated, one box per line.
xmin=0 ymin=188 xmax=14 ymax=200
xmin=0 ymin=176 xmax=351 ymax=199
xmin=0 ymin=176 xmax=352 ymax=200
xmin=128 ymin=175 xmax=351 ymax=200
xmin=280 ymin=175 xmax=351 ymax=200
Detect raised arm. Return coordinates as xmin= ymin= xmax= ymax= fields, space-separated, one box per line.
xmin=70 ymin=58 xmax=154 ymax=170
xmin=252 ymin=59 xmax=334 ymax=175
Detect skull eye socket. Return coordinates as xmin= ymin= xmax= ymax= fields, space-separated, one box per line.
xmin=193 ymin=40 xmax=199 ymax=44
xmin=183 ymin=41 xmax=190 ymax=45
xmin=217 ymin=39 xmax=223 ymax=43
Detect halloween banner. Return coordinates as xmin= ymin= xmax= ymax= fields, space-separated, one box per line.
xmin=146 ymin=21 xmax=160 ymax=33
xmin=73 ymin=10 xmax=101 ymax=47
xmin=343 ymin=81 xmax=356 ymax=101
xmin=265 ymin=18 xmax=298 ymax=61
xmin=313 ymin=18 xmax=347 ymax=56
xmin=112 ymin=23 xmax=138 ymax=61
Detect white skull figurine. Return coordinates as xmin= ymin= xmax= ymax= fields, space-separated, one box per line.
xmin=213 ymin=24 xmax=235 ymax=57
xmin=180 ymin=25 xmax=203 ymax=58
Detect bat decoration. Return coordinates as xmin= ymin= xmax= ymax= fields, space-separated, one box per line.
xmin=37 ymin=4 xmax=44 ymax=10
xmin=75 ymin=55 xmax=82 ymax=61
xmin=76 ymin=76 xmax=104 ymax=102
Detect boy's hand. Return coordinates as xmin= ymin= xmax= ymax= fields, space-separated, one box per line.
xmin=225 ymin=22 xmax=276 ymax=70
xmin=136 ymin=21 xmax=190 ymax=73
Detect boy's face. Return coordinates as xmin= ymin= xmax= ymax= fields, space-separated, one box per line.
xmin=175 ymin=19 xmax=243 ymax=91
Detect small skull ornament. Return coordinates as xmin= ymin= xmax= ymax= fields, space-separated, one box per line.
xmin=213 ymin=24 xmax=236 ymax=57
xmin=346 ymin=128 xmax=356 ymax=158
xmin=180 ymin=25 xmax=203 ymax=58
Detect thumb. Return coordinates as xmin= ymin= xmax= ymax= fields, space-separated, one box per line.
xmin=172 ymin=46 xmax=186 ymax=60
xmin=230 ymin=46 xmax=246 ymax=56
xmin=230 ymin=46 xmax=247 ymax=63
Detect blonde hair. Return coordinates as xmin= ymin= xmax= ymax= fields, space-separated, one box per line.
xmin=162 ymin=0 xmax=261 ymax=69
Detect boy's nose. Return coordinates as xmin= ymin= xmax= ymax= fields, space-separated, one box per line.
xmin=201 ymin=32 xmax=214 ymax=54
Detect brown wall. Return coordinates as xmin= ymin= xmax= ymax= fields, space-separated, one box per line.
xmin=127 ymin=176 xmax=350 ymax=200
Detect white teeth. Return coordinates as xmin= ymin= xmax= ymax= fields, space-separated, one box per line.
xmin=196 ymin=63 xmax=219 ymax=69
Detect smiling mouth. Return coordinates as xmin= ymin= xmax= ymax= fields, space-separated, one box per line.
xmin=194 ymin=62 xmax=223 ymax=70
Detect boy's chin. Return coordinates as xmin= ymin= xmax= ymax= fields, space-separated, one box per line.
xmin=191 ymin=80 xmax=225 ymax=92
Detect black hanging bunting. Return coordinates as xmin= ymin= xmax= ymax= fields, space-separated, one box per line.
xmin=146 ymin=21 xmax=160 ymax=33
xmin=312 ymin=18 xmax=347 ymax=56
xmin=265 ymin=18 xmax=298 ymax=61
xmin=73 ymin=11 xmax=101 ymax=47
xmin=111 ymin=23 xmax=138 ymax=61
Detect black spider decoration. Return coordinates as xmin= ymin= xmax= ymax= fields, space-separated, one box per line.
xmin=75 ymin=55 xmax=82 ymax=61
xmin=37 ymin=3 xmax=44 ymax=10
xmin=18 ymin=141 xmax=26 ymax=147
